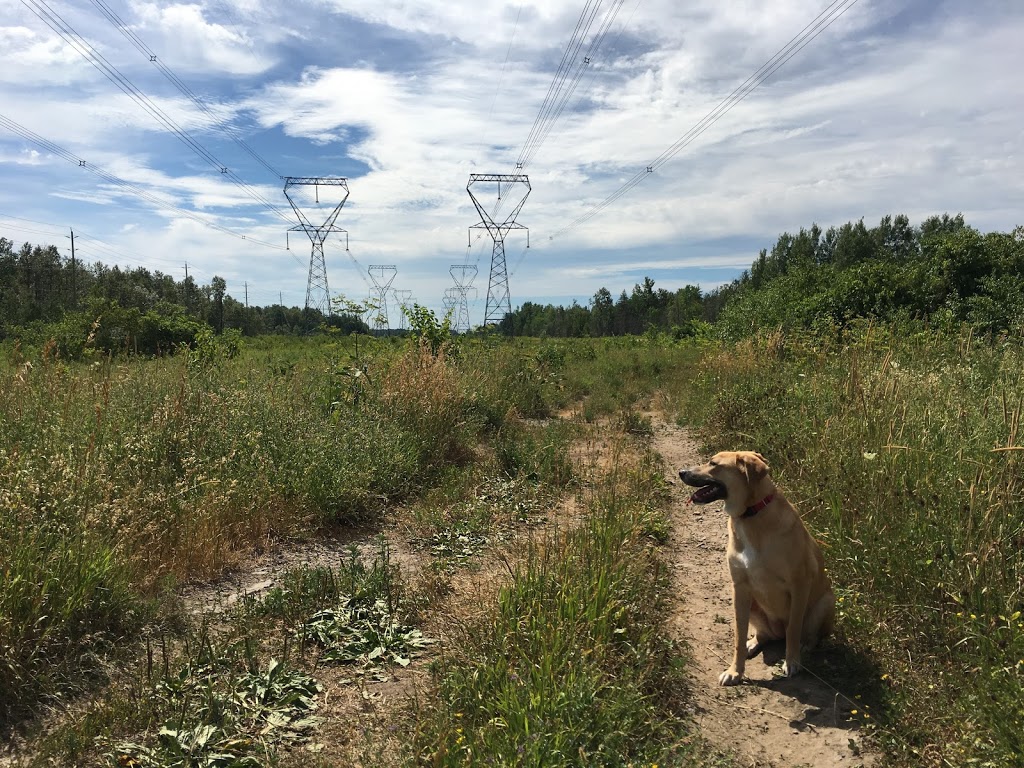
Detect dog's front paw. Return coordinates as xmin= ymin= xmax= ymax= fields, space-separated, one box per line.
xmin=782 ymin=659 xmax=802 ymax=677
xmin=718 ymin=668 xmax=743 ymax=686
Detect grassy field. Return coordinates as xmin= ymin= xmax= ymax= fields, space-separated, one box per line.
xmin=1 ymin=332 xmax=722 ymax=767
xmin=3 ymin=326 xmax=1020 ymax=766
xmin=0 ymin=334 xmax=548 ymax=719
xmin=665 ymin=324 xmax=1024 ymax=766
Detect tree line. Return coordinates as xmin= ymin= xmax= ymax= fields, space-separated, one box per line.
xmin=0 ymin=236 xmax=365 ymax=355
xmin=5 ymin=211 xmax=1022 ymax=353
xmin=497 ymin=279 xmax=707 ymax=338
xmin=711 ymin=213 xmax=1024 ymax=338
xmin=497 ymin=213 xmax=1024 ymax=338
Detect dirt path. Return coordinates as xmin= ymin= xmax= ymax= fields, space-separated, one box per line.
xmin=652 ymin=419 xmax=877 ymax=768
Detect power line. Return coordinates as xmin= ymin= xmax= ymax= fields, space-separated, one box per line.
xmin=477 ymin=0 xmax=628 ymax=243
xmin=568 ymin=0 xmax=641 ymax=115
xmin=206 ymin=0 xmax=262 ymax=64
xmin=84 ymin=0 xmax=282 ymax=180
xmin=0 ymin=112 xmax=286 ymax=250
xmin=0 ymin=222 xmax=66 ymax=238
xmin=550 ymin=0 xmax=863 ymax=242
xmin=518 ymin=0 xmax=627 ymax=169
xmin=486 ymin=3 xmax=525 ymax=123
xmin=516 ymin=0 xmax=602 ymax=170
xmin=18 ymin=0 xmax=290 ymax=223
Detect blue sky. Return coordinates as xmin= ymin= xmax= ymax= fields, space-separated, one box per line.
xmin=1 ymin=0 xmax=1022 ymax=324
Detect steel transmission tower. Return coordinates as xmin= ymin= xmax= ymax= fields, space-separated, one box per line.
xmin=467 ymin=173 xmax=530 ymax=326
xmin=283 ymin=177 xmax=349 ymax=316
xmin=442 ymin=287 xmax=459 ymax=322
xmin=368 ymin=265 xmax=397 ymax=332
xmin=449 ymin=264 xmax=478 ymax=333
xmin=393 ymin=289 xmax=413 ymax=330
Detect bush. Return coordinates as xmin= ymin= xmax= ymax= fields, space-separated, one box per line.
xmin=20 ymin=299 xmax=207 ymax=359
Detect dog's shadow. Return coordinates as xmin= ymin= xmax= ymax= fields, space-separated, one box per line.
xmin=747 ymin=637 xmax=891 ymax=732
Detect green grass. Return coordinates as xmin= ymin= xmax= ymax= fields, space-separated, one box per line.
xmin=2 ymin=330 xmax=732 ymax=767
xmin=0 ymin=334 xmax=562 ymax=728
xmin=666 ymin=323 xmax=1024 ymax=766
xmin=23 ymin=540 xmax=416 ymax=768
xmin=412 ymin=439 xmax=723 ymax=767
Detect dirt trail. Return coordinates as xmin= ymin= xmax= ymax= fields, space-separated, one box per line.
xmin=652 ymin=418 xmax=876 ymax=768
xmin=34 ymin=419 xmax=879 ymax=768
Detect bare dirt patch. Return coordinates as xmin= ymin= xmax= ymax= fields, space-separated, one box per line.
xmin=176 ymin=523 xmax=424 ymax=615
xmin=652 ymin=418 xmax=878 ymax=768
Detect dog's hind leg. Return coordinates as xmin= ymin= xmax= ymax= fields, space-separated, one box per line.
xmin=802 ymin=592 xmax=836 ymax=649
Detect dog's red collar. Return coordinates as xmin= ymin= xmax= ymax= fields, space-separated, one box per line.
xmin=742 ymin=494 xmax=774 ymax=518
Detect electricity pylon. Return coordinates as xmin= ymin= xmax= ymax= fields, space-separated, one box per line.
xmin=368 ymin=265 xmax=397 ymax=332
xmin=442 ymin=287 xmax=459 ymax=323
xmin=283 ymin=177 xmax=349 ymax=316
xmin=393 ymin=289 xmax=413 ymax=330
xmin=450 ymin=264 xmax=478 ymax=333
xmin=467 ymin=173 xmax=529 ymax=326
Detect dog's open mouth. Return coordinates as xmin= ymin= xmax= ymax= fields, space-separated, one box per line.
xmin=688 ymin=481 xmax=727 ymax=504
xmin=679 ymin=469 xmax=727 ymax=504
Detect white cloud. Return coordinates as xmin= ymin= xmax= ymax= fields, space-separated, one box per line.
xmin=129 ymin=0 xmax=273 ymax=75
xmin=1 ymin=0 xmax=1022 ymax=318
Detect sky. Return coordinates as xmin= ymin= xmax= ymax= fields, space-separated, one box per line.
xmin=1 ymin=0 xmax=1022 ymax=324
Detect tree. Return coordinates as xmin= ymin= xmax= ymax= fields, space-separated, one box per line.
xmin=210 ymin=276 xmax=226 ymax=333
xmin=590 ymin=288 xmax=613 ymax=336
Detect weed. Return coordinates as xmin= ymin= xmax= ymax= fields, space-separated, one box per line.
xmin=619 ymin=408 xmax=654 ymax=436
xmin=494 ymin=419 xmax=575 ymax=488
xmin=300 ymin=600 xmax=431 ymax=670
xmin=108 ymin=657 xmax=320 ymax=768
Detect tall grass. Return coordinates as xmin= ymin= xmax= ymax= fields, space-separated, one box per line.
xmin=414 ymin=440 xmax=721 ymax=767
xmin=0 ymin=335 xmax=556 ymax=726
xmin=668 ymin=324 xmax=1024 ymax=765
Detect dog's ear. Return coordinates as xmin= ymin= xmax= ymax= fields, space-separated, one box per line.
xmin=740 ymin=452 xmax=769 ymax=484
